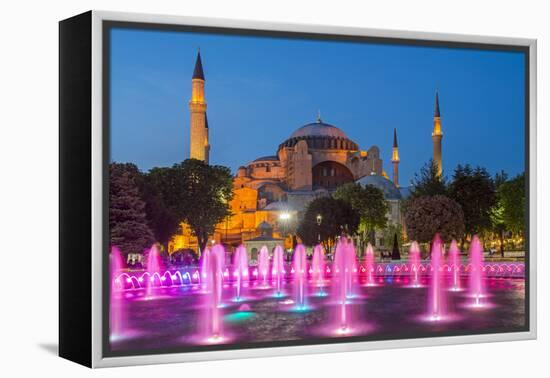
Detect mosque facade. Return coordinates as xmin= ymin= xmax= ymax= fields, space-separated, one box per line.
xmin=169 ymin=52 xmax=444 ymax=256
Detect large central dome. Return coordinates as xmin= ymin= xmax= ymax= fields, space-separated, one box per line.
xmin=279 ymin=117 xmax=358 ymax=152
xmin=290 ymin=121 xmax=348 ymax=139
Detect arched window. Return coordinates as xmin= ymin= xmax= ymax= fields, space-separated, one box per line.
xmin=312 ymin=161 xmax=354 ymax=189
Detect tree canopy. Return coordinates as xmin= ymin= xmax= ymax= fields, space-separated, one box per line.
xmin=448 ymin=164 xmax=496 ymax=236
xmin=151 ymin=159 xmax=234 ymax=253
xmin=297 ymin=196 xmax=359 ymax=250
xmin=496 ymin=173 xmax=525 ymax=235
xmin=333 ymin=182 xmax=388 ymax=246
xmin=109 ymin=163 xmax=154 ymax=255
xmin=410 ymin=159 xmax=447 ymax=198
xmin=404 ymin=195 xmax=465 ymax=243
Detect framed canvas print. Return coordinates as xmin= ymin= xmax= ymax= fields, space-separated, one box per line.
xmin=59 ymin=10 xmax=537 ymax=368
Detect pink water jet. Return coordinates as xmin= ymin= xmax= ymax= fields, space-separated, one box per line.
xmin=364 ymin=243 xmax=376 ymax=286
xmin=212 ymin=244 xmax=226 ymax=272
xmin=110 ymin=246 xmax=125 ymax=340
xmin=200 ymin=247 xmax=212 ymax=292
xmin=233 ymin=245 xmax=249 ymax=301
xmin=212 ymin=244 xmax=226 ymax=303
xmin=272 ymin=245 xmax=285 ymax=296
xmin=145 ymin=244 xmax=162 ymax=299
xmin=333 ymin=237 xmax=357 ymax=332
xmin=408 ymin=241 xmax=421 ymax=287
xmin=203 ymin=250 xmax=223 ymax=343
xmin=312 ymin=244 xmax=326 ymax=295
xmin=427 ymin=235 xmax=446 ymax=321
xmin=258 ymin=246 xmax=270 ymax=288
xmin=293 ymin=244 xmax=308 ymax=309
xmin=469 ymin=235 xmax=486 ymax=307
xmin=448 ymin=239 xmax=461 ymax=291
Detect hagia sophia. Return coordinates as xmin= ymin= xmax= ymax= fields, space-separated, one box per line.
xmin=168 ymin=51 xmax=444 ymax=256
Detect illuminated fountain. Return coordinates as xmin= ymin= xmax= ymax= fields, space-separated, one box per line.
xmin=408 ymin=241 xmax=421 ymax=287
xmin=233 ymin=245 xmax=249 ymax=301
xmin=258 ymin=246 xmax=270 ymax=288
xmin=427 ymin=235 xmax=446 ymax=321
xmin=311 ymin=244 xmax=326 ymax=296
xmin=145 ymin=244 xmax=162 ymax=299
xmin=448 ymin=239 xmax=461 ymax=291
xmin=364 ymin=243 xmax=376 ymax=286
xmin=469 ymin=235 xmax=486 ymax=307
xmin=293 ymin=244 xmax=308 ymax=310
xmin=272 ymin=245 xmax=285 ymax=297
xmin=109 ymin=230 xmax=525 ymax=349
xmin=204 ymin=251 xmax=223 ymax=343
xmin=110 ymin=246 xmax=124 ymax=340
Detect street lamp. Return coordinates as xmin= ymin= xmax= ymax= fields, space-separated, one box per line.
xmin=316 ymin=214 xmax=322 ymax=243
xmin=279 ymin=211 xmax=292 ymax=253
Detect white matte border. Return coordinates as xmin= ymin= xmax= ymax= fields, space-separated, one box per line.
xmin=90 ymin=10 xmax=537 ymax=368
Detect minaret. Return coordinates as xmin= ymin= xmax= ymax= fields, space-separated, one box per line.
xmin=432 ymin=91 xmax=443 ymax=177
xmin=189 ymin=50 xmax=209 ymax=163
xmin=391 ymin=128 xmax=400 ymax=187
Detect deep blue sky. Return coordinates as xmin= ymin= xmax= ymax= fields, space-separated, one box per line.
xmin=110 ymin=28 xmax=525 ymax=186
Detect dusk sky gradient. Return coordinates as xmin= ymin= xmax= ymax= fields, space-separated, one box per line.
xmin=110 ymin=27 xmax=526 ymax=186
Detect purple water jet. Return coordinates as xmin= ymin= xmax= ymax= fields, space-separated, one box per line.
xmin=469 ymin=235 xmax=486 ymax=307
xmin=212 ymin=244 xmax=226 ymax=303
xmin=233 ymin=245 xmax=249 ymax=301
xmin=364 ymin=243 xmax=376 ymax=286
xmin=200 ymin=247 xmax=212 ymax=292
xmin=110 ymin=246 xmax=125 ymax=340
xmin=203 ymin=250 xmax=223 ymax=342
xmin=258 ymin=246 xmax=270 ymax=288
xmin=448 ymin=239 xmax=461 ymax=291
xmin=272 ymin=245 xmax=285 ymax=296
xmin=333 ymin=237 xmax=357 ymax=333
xmin=427 ymin=235 xmax=446 ymax=321
xmin=408 ymin=241 xmax=421 ymax=287
xmin=311 ymin=244 xmax=326 ymax=295
xmin=145 ymin=244 xmax=162 ymax=299
xmin=293 ymin=244 xmax=308 ymax=310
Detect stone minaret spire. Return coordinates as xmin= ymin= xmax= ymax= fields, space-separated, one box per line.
xmin=432 ymin=91 xmax=443 ymax=177
xmin=391 ymin=128 xmax=400 ymax=187
xmin=189 ymin=50 xmax=209 ymax=163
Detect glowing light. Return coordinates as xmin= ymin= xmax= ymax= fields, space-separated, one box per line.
xmin=279 ymin=212 xmax=291 ymax=220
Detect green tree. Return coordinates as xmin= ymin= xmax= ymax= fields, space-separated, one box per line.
xmin=410 ymin=159 xmax=447 ymax=198
xmin=151 ymin=159 xmax=234 ymax=253
xmin=448 ymin=165 xmax=496 ymax=237
xmin=106 ymin=163 xmax=180 ymax=253
xmin=391 ymin=233 xmax=400 ymax=260
xmin=143 ymin=167 xmax=183 ymax=252
xmin=404 ymin=195 xmax=465 ymax=243
xmin=109 ymin=163 xmax=154 ymax=256
xmin=333 ymin=183 xmax=388 ymax=247
xmin=297 ymin=196 xmax=359 ymax=251
xmin=382 ymin=222 xmax=403 ymax=251
xmin=498 ymin=173 xmax=526 ymax=236
xmin=490 ymin=170 xmax=509 ymax=257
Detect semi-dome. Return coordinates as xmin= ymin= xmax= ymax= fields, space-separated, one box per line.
xmin=356 ymin=174 xmax=402 ymax=200
xmin=252 ymin=155 xmax=279 ymax=162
